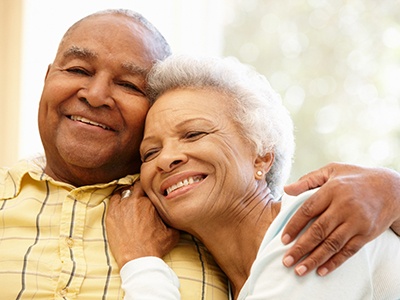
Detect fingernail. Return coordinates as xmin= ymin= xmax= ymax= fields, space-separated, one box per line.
xmin=283 ymin=255 xmax=294 ymax=267
xmin=318 ymin=267 xmax=328 ymax=277
xmin=295 ymin=265 xmax=308 ymax=276
xmin=281 ymin=233 xmax=291 ymax=244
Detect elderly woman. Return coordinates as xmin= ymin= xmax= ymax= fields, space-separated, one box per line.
xmin=107 ymin=55 xmax=400 ymax=299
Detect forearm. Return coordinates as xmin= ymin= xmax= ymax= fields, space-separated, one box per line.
xmin=121 ymin=257 xmax=181 ymax=300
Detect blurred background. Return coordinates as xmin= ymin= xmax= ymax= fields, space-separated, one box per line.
xmin=1 ymin=0 xmax=399 ymax=182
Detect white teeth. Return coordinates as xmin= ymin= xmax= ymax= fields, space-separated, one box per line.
xmin=70 ymin=115 xmax=111 ymax=130
xmin=166 ymin=176 xmax=204 ymax=195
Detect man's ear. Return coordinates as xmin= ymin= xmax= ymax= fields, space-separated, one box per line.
xmin=44 ymin=64 xmax=52 ymax=80
xmin=254 ymin=152 xmax=274 ymax=175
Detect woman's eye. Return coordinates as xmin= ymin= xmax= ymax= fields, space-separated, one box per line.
xmin=185 ymin=131 xmax=207 ymax=140
xmin=141 ymin=149 xmax=159 ymax=162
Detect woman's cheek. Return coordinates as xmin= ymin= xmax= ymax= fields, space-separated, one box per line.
xmin=140 ymin=167 xmax=152 ymax=194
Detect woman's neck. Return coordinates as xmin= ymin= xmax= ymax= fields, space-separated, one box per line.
xmin=189 ymin=194 xmax=281 ymax=299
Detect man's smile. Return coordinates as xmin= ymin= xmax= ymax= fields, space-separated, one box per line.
xmin=68 ymin=115 xmax=113 ymax=131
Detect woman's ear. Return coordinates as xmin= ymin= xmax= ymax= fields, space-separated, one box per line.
xmin=254 ymin=152 xmax=274 ymax=179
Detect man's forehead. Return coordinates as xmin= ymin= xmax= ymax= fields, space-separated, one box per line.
xmin=57 ymin=14 xmax=158 ymax=74
xmin=62 ymin=14 xmax=141 ymax=43
xmin=60 ymin=44 xmax=149 ymax=77
xmin=74 ymin=13 xmax=140 ymax=32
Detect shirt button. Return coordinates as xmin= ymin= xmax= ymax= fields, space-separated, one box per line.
xmin=66 ymin=237 xmax=74 ymax=248
xmin=59 ymin=288 xmax=68 ymax=297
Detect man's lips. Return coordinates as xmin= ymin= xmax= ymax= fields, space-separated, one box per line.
xmin=68 ymin=115 xmax=113 ymax=131
xmin=163 ymin=175 xmax=206 ymax=196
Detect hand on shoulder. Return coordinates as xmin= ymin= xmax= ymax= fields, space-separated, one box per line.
xmin=281 ymin=162 xmax=400 ymax=276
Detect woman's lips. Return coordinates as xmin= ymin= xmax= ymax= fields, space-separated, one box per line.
xmin=165 ymin=175 xmax=206 ymax=196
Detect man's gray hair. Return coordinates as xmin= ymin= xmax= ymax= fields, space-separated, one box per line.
xmin=61 ymin=9 xmax=171 ymax=61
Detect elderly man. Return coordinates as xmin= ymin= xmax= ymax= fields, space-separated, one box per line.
xmin=1 ymin=8 xmax=399 ymax=300
xmin=0 ymin=9 xmax=227 ymax=299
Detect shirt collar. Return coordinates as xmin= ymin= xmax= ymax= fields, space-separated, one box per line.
xmin=1 ymin=155 xmax=139 ymax=200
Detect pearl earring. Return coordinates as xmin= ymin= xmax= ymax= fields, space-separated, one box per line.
xmin=256 ymin=170 xmax=263 ymax=176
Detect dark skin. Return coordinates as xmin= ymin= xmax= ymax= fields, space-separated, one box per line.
xmin=38 ymin=14 xmax=161 ymax=186
xmin=107 ymin=90 xmax=400 ymax=288
xmin=282 ymin=162 xmax=400 ymax=276
xmin=107 ymin=183 xmax=179 ymax=269
xmin=37 ymin=13 xmax=177 ymax=262
xmin=42 ymin=13 xmax=398 ymax=282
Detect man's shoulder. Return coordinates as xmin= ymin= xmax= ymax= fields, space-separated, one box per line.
xmin=0 ymin=156 xmax=45 ymax=198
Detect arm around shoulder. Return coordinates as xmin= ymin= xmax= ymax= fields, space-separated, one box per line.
xmin=281 ymin=163 xmax=400 ymax=276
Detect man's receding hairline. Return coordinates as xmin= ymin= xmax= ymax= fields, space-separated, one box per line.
xmin=61 ymin=12 xmax=139 ymax=45
xmin=59 ymin=9 xmax=171 ymax=60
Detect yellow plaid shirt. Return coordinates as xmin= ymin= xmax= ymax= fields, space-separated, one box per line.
xmin=0 ymin=157 xmax=228 ymax=299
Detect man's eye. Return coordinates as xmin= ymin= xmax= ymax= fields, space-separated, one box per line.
xmin=66 ymin=67 xmax=90 ymax=76
xmin=118 ymin=82 xmax=145 ymax=95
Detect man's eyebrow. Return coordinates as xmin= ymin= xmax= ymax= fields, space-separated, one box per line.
xmin=62 ymin=45 xmax=148 ymax=76
xmin=63 ymin=45 xmax=98 ymax=59
xmin=122 ymin=62 xmax=149 ymax=77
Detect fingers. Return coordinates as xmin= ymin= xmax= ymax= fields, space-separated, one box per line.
xmin=284 ymin=169 xmax=326 ymax=196
xmin=315 ymin=237 xmax=363 ymax=276
xmin=110 ymin=182 xmax=145 ymax=209
xmin=283 ymin=219 xmax=367 ymax=277
xmin=106 ymin=182 xmax=179 ymax=268
xmin=107 ymin=190 xmax=127 ymax=220
xmin=284 ymin=178 xmax=315 ymax=196
xmin=284 ymin=163 xmax=337 ymax=196
xmin=282 ymin=211 xmax=340 ymax=270
xmin=283 ymin=222 xmax=349 ymax=276
xmin=131 ymin=180 xmax=145 ymax=197
xmin=282 ymin=162 xmax=400 ymax=277
xmin=282 ymin=191 xmax=331 ymax=245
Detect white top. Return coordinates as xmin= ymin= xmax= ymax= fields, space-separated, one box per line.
xmin=237 ymin=189 xmax=400 ymax=299
xmin=121 ymin=189 xmax=400 ymax=299
xmin=120 ymin=256 xmax=180 ymax=299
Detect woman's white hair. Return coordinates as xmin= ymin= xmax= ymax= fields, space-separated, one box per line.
xmin=146 ymin=55 xmax=295 ymax=197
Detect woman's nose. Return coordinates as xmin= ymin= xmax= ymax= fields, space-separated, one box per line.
xmin=156 ymin=147 xmax=188 ymax=173
xmin=78 ymin=75 xmax=115 ymax=108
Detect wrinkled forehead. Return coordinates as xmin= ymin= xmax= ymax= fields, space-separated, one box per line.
xmin=61 ymin=14 xmax=146 ymax=45
xmin=56 ymin=14 xmax=160 ymax=70
xmin=152 ymin=88 xmax=232 ymax=110
xmin=147 ymin=88 xmax=233 ymax=123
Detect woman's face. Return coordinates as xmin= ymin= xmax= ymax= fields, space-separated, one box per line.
xmin=140 ymin=88 xmax=262 ymax=230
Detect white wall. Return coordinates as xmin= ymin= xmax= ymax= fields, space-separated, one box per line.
xmin=19 ymin=0 xmax=227 ymax=159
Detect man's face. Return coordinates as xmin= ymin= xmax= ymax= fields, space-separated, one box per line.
xmin=38 ymin=14 xmax=160 ymax=185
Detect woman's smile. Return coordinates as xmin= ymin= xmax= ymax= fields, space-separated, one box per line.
xmin=165 ymin=175 xmax=206 ymax=196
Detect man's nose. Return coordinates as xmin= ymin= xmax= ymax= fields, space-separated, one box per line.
xmin=78 ymin=75 xmax=115 ymax=108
